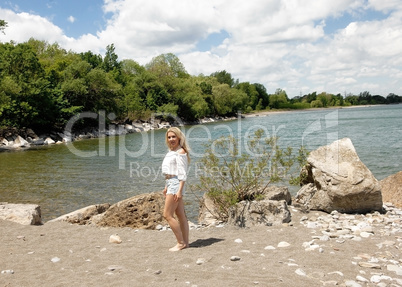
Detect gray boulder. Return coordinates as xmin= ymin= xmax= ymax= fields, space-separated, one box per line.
xmin=198 ymin=185 xmax=292 ymax=227
xmin=47 ymin=203 xmax=111 ymax=225
xmin=13 ymin=136 xmax=30 ymax=148
xmin=198 ymin=193 xmax=222 ymax=226
xmin=262 ymin=185 xmax=292 ymax=205
xmin=228 ymin=199 xmax=291 ymax=227
xmin=294 ymin=138 xmax=382 ymax=213
xmin=380 ymin=171 xmax=402 ymax=208
xmin=0 ymin=203 xmax=42 ymax=225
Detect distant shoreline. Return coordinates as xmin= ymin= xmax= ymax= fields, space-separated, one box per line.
xmin=243 ymin=104 xmax=384 ymax=118
xmin=0 ymin=104 xmax=396 ymax=152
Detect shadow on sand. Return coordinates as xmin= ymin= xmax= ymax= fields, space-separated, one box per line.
xmin=189 ymin=237 xmax=224 ymax=248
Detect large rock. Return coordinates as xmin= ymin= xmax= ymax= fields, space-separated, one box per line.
xmin=13 ymin=135 xmax=30 ymax=148
xmin=380 ymin=171 xmax=402 ymax=208
xmin=198 ymin=193 xmax=222 ymax=226
xmin=294 ymin=138 xmax=383 ymax=213
xmin=97 ymin=192 xmax=166 ymax=229
xmin=228 ymin=199 xmax=291 ymax=227
xmin=47 ymin=203 xmax=111 ymax=225
xmin=262 ymin=185 xmax=292 ymax=205
xmin=0 ymin=203 xmax=42 ymax=225
xmin=198 ymin=185 xmax=292 ymax=227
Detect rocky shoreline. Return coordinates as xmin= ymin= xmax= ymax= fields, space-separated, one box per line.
xmin=0 ymin=115 xmax=239 ymax=152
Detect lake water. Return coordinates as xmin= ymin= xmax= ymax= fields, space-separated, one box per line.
xmin=1 ymin=104 xmax=401 ymax=222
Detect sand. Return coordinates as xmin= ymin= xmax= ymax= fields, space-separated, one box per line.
xmin=1 ymin=206 xmax=401 ymax=287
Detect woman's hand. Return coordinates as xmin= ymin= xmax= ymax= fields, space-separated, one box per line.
xmin=174 ymin=191 xmax=182 ymax=202
xmin=163 ymin=187 xmax=167 ymax=197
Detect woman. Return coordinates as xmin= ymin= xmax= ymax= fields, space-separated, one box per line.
xmin=162 ymin=127 xmax=190 ymax=251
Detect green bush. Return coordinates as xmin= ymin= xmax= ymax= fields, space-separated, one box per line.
xmin=193 ymin=129 xmax=308 ymax=221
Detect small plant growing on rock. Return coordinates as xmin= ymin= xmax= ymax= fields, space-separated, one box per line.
xmin=194 ymin=128 xmax=307 ymax=221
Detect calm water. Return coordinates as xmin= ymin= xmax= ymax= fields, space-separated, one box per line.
xmin=1 ymin=105 xmax=401 ymax=222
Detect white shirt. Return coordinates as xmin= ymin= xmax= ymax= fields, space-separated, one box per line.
xmin=162 ymin=150 xmax=188 ymax=181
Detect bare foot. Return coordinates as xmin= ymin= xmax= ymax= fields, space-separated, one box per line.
xmin=169 ymin=243 xmax=187 ymax=252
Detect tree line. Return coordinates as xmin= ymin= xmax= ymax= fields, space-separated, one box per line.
xmin=0 ymin=38 xmax=401 ymax=132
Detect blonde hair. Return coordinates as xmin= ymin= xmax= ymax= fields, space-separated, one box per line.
xmin=165 ymin=127 xmax=191 ymax=162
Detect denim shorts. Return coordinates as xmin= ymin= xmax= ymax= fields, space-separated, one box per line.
xmin=165 ymin=177 xmax=185 ymax=195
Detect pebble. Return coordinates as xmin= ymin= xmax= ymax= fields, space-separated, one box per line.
xmin=234 ymin=238 xmax=243 ymax=243
xmin=109 ymin=234 xmax=122 ymax=244
xmin=51 ymin=257 xmax=60 ymax=263
xmin=296 ymin=203 xmax=402 ymax=286
xmin=196 ymin=258 xmax=206 ymax=265
xmin=277 ymin=241 xmax=290 ymax=248
xmin=358 ymin=262 xmax=381 ymax=269
xmin=344 ymin=280 xmax=362 ymax=287
xmin=107 ymin=265 xmax=123 ymax=271
xmin=230 ymin=256 xmax=241 ymax=261
xmin=264 ymin=245 xmax=275 ymax=250
xmin=1 ymin=270 xmax=14 ymax=274
xmin=295 ymin=268 xmax=306 ymax=276
xmin=387 ymin=264 xmax=402 ymax=275
xmin=355 ymin=275 xmax=368 ymax=282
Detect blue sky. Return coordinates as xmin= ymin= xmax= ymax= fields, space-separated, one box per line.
xmin=0 ymin=0 xmax=401 ymax=97
xmin=0 ymin=0 xmax=108 ymax=37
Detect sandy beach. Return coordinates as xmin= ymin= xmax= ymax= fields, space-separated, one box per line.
xmin=1 ymin=203 xmax=401 ymax=287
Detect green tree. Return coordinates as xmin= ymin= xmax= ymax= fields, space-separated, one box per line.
xmin=212 ymin=84 xmax=234 ymax=115
xmin=0 ymin=19 xmax=7 ymax=34
xmin=237 ymin=82 xmax=259 ymax=110
xmin=211 ymin=70 xmax=236 ymax=87
xmin=317 ymin=92 xmax=332 ymax=107
xmin=345 ymin=94 xmax=359 ymax=105
xmin=122 ymin=88 xmax=146 ymax=119
xmin=157 ymin=102 xmax=179 ymax=116
xmin=145 ymin=53 xmax=188 ymax=101
xmin=102 ymin=44 xmax=120 ymax=73
xmin=386 ymin=93 xmax=402 ymax=103
xmin=302 ymin=92 xmax=317 ymax=103
xmin=80 ymin=51 xmax=103 ymax=69
xmin=269 ymin=88 xmax=288 ymax=109
xmin=255 ymin=98 xmax=264 ymax=111
xmin=358 ymin=91 xmax=372 ymax=105
xmin=146 ymin=53 xmax=189 ymax=79
xmin=310 ymin=99 xmax=323 ymax=108
xmin=85 ymin=68 xmax=121 ymax=113
xmin=0 ymin=76 xmax=20 ymax=124
xmin=253 ymin=83 xmax=269 ymax=108
xmin=177 ymin=80 xmax=209 ymax=121
xmin=0 ymin=42 xmax=58 ymax=129
xmin=61 ymin=59 xmax=91 ymax=110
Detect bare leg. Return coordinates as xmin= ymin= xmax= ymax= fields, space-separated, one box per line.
xmin=163 ymin=195 xmax=187 ymax=251
xmin=175 ymin=198 xmax=189 ymax=247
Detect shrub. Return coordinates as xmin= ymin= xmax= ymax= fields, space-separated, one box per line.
xmin=193 ymin=128 xmax=308 ymax=221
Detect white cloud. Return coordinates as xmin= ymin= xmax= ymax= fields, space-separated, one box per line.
xmin=1 ymin=0 xmax=402 ymax=97
xmin=67 ymin=15 xmax=75 ymax=23
xmin=0 ymin=8 xmax=71 ymax=44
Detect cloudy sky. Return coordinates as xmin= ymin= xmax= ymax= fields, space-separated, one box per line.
xmin=0 ymin=0 xmax=401 ymax=98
